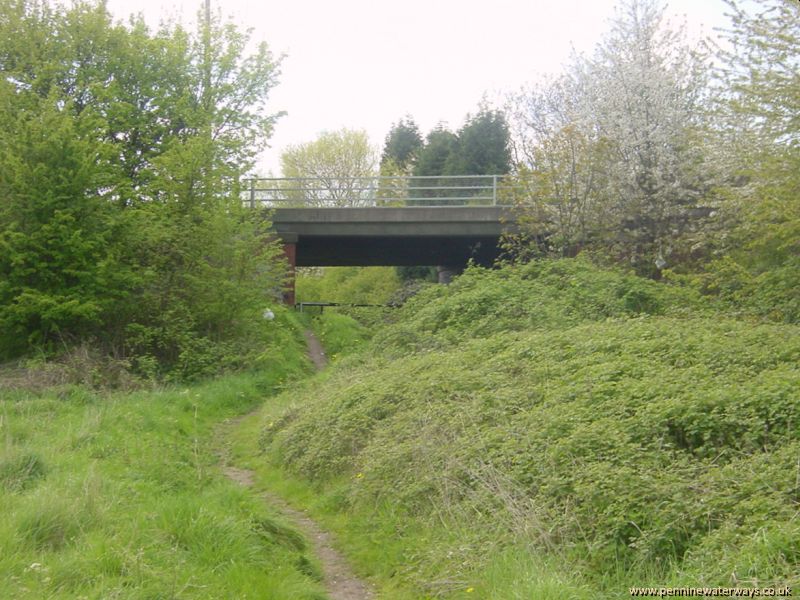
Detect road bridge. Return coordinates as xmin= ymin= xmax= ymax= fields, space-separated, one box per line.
xmin=245 ymin=175 xmax=522 ymax=303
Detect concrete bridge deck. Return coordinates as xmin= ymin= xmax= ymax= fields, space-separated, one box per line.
xmin=246 ymin=175 xmax=522 ymax=303
xmin=272 ymin=206 xmax=514 ymax=267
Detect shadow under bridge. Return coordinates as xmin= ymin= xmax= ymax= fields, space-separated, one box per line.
xmin=244 ymin=175 xmax=522 ymax=303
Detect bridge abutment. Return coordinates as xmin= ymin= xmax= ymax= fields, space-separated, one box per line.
xmin=280 ymin=235 xmax=298 ymax=305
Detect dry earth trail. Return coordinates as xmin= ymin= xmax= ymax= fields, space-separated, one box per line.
xmin=221 ymin=330 xmax=375 ymax=600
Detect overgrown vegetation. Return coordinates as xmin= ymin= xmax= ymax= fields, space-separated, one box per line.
xmin=0 ymin=312 xmax=329 ymax=599
xmin=307 ymin=312 xmax=369 ymax=361
xmin=0 ymin=0 xmax=286 ymax=378
xmin=248 ymin=259 xmax=799 ymax=597
xmin=296 ymin=266 xmax=404 ymax=350
xmin=683 ymin=0 xmax=799 ymax=324
xmin=0 ymin=0 xmax=797 ymax=596
xmin=503 ymin=0 xmax=799 ymax=309
xmin=296 ymin=267 xmax=401 ymax=306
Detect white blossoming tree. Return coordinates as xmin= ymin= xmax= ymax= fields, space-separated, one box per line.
xmin=510 ymin=0 xmax=714 ymax=274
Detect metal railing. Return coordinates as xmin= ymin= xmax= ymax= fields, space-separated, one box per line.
xmin=295 ymin=301 xmax=398 ymax=313
xmin=242 ymin=175 xmax=527 ymax=208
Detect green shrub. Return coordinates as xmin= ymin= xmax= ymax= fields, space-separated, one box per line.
xmin=374 ymin=258 xmax=705 ymax=350
xmin=296 ymin=267 xmax=401 ymax=305
xmin=311 ymin=312 xmax=369 ymax=359
xmin=260 ymin=258 xmax=800 ymax=591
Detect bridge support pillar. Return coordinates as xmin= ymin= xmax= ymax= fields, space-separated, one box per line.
xmin=437 ymin=265 xmax=461 ymax=284
xmin=280 ymin=234 xmax=298 ymax=305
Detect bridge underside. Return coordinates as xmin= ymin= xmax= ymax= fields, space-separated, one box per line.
xmin=292 ymin=235 xmax=504 ymax=267
xmin=272 ymin=207 xmax=513 ymax=263
xmin=269 ymin=206 xmax=516 ymax=302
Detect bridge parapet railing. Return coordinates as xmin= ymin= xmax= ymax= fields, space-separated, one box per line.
xmin=242 ymin=175 xmax=528 ymax=208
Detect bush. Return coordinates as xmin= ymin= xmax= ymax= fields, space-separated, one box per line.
xmin=374 ymin=257 xmax=705 ymax=350
xmin=260 ymin=258 xmax=800 ymax=589
xmin=296 ymin=267 xmax=401 ymax=305
xmin=0 ymin=0 xmax=286 ymax=380
xmin=310 ymin=313 xmax=369 ymax=359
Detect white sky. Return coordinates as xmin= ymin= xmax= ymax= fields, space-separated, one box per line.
xmin=104 ymin=0 xmax=735 ymax=175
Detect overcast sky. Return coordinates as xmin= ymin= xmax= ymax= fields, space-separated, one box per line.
xmin=104 ymin=0 xmax=735 ymax=175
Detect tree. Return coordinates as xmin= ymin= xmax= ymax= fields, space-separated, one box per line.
xmin=445 ymin=108 xmax=511 ymax=176
xmin=381 ymin=117 xmax=423 ymax=173
xmin=0 ymin=0 xmax=286 ymax=375
xmin=508 ymin=76 xmax=612 ymax=256
xmin=408 ymin=125 xmax=457 ymax=204
xmin=719 ymin=0 xmax=799 ymax=148
xmin=695 ymin=0 xmax=800 ymax=322
xmin=509 ymin=0 xmax=713 ymax=273
xmin=0 ymin=96 xmax=126 ymax=356
xmin=0 ymin=1 xmax=281 ymax=206
xmin=280 ymin=129 xmax=377 ymax=207
xmin=412 ymin=125 xmax=457 ymax=178
xmin=378 ymin=117 xmax=423 ymax=205
xmin=412 ymin=112 xmax=511 ymax=179
xmin=577 ymin=0 xmax=712 ymax=273
xmin=408 ymin=110 xmax=511 ymax=206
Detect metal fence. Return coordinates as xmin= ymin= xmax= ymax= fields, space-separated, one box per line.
xmin=242 ymin=175 xmax=527 ymax=208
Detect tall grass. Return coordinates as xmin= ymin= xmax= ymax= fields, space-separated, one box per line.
xmin=244 ymin=258 xmax=800 ymax=598
xmin=0 ymin=318 xmax=326 ymax=598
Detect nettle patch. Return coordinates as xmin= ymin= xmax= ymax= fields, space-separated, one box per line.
xmin=262 ymin=259 xmax=800 ymax=589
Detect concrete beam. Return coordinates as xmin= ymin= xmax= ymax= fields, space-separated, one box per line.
xmin=268 ymin=206 xmax=517 ymax=269
xmin=270 ymin=206 xmax=514 ymax=238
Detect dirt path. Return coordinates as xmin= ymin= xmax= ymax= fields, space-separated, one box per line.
xmin=223 ymin=464 xmax=375 ymax=600
xmin=220 ymin=330 xmax=374 ymax=600
xmin=304 ymin=330 xmax=328 ymax=371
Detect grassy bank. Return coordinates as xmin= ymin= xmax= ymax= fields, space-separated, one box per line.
xmin=0 ymin=313 xmax=328 ymax=599
xmin=240 ymin=259 xmax=800 ymax=598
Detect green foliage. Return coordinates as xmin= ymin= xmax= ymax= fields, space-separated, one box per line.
xmin=296 ymin=266 xmax=401 ymax=305
xmin=296 ymin=267 xmax=401 ymax=338
xmin=413 ymin=126 xmax=459 ymax=178
xmin=0 ymin=97 xmax=127 ymax=356
xmin=257 ymin=259 xmax=800 ymax=595
xmin=311 ymin=313 xmax=369 ymax=360
xmin=377 ymin=258 xmax=698 ymax=349
xmin=684 ymin=0 xmax=800 ymax=324
xmin=280 ymin=129 xmax=377 ymax=206
xmin=411 ymin=108 xmax=511 ymax=205
xmin=253 ymin=306 xmax=314 ymax=377
xmin=413 ymin=110 xmax=511 ymax=179
xmin=445 ymin=107 xmax=511 ymax=176
xmin=0 ymin=343 xmax=325 ymax=598
xmin=672 ymin=253 xmax=800 ymax=324
xmin=380 ymin=116 xmax=422 ymax=172
xmin=120 ymin=201 xmax=287 ymax=380
xmin=0 ymin=0 xmax=287 ymax=376
xmin=720 ymin=0 xmax=799 ymax=146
